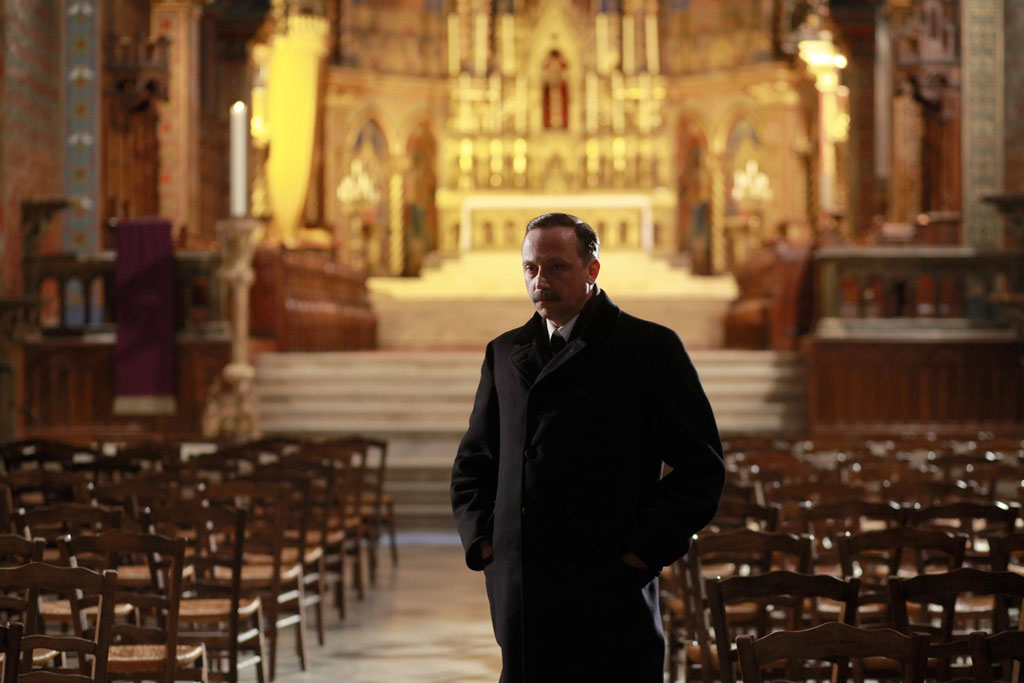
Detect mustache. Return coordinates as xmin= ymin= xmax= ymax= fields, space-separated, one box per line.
xmin=532 ymin=291 xmax=561 ymax=303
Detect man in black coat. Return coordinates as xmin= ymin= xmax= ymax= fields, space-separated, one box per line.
xmin=452 ymin=212 xmax=724 ymax=682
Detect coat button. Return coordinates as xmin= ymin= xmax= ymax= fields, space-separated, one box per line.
xmin=524 ymin=447 xmax=536 ymax=459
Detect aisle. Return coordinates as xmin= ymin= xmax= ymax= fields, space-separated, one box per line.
xmin=276 ymin=540 xmax=502 ymax=682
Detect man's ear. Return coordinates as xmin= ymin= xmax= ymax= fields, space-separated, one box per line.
xmin=587 ymin=258 xmax=600 ymax=285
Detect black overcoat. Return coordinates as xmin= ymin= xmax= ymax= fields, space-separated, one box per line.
xmin=452 ymin=289 xmax=725 ymax=683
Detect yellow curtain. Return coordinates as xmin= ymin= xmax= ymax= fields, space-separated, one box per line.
xmin=266 ymin=15 xmax=327 ymax=245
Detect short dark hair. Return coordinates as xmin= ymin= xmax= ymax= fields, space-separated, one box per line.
xmin=525 ymin=212 xmax=600 ymax=263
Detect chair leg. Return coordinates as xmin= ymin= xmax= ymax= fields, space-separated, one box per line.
xmin=333 ymin=547 xmax=346 ymax=619
xmin=367 ymin=531 xmax=379 ymax=587
xmin=312 ymin=557 xmax=326 ymax=646
xmin=263 ymin=596 xmax=279 ymax=682
xmin=351 ymin=541 xmax=365 ymax=600
xmin=254 ymin=603 xmax=268 ymax=683
xmin=293 ymin=578 xmax=310 ymax=672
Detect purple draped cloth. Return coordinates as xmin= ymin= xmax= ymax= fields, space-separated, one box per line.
xmin=113 ymin=218 xmax=177 ymax=415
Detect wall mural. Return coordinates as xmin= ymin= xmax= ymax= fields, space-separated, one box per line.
xmin=676 ymin=117 xmax=712 ymax=274
xmin=352 ymin=120 xmax=390 ymax=275
xmin=404 ymin=122 xmax=438 ymax=276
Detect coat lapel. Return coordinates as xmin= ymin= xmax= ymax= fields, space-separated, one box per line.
xmin=512 ymin=288 xmax=621 ymax=388
xmin=510 ymin=314 xmax=548 ymax=387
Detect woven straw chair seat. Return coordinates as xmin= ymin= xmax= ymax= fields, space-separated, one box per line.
xmin=214 ymin=562 xmax=301 ymax=587
xmin=284 ymin=528 xmax=346 ymax=546
xmin=179 ymin=597 xmax=261 ymax=622
xmin=40 ymin=598 xmax=135 ymax=620
xmin=107 ymin=644 xmax=204 ymax=673
xmin=116 ymin=563 xmax=194 ymax=587
xmin=0 ymin=649 xmax=60 ymax=666
xmin=246 ymin=546 xmax=323 ymax=566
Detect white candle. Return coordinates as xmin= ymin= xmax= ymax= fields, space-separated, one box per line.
xmin=229 ymin=101 xmax=248 ymax=218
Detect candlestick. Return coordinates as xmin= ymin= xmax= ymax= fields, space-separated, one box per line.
xmin=229 ymin=101 xmax=248 ymax=218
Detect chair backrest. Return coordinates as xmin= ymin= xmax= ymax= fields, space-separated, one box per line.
xmin=889 ymin=568 xmax=1024 ymax=646
xmin=61 ymin=530 xmax=186 ymax=678
xmin=969 ymin=629 xmax=1024 ymax=683
xmin=838 ymin=526 xmax=966 ymax=627
xmin=14 ymin=503 xmax=123 ymax=543
xmin=0 ymin=621 xmax=23 ymax=683
xmin=798 ymin=499 xmax=906 ymax=567
xmin=838 ymin=525 xmax=966 ymax=580
xmin=906 ymin=501 xmax=1020 ymax=561
xmin=736 ymin=622 xmax=928 ymax=683
xmin=0 ymin=562 xmax=117 ymax=682
xmin=691 ymin=528 xmax=813 ymax=578
xmin=0 ymin=470 xmax=90 ymax=531
xmin=89 ymin=478 xmax=178 ymax=522
xmin=706 ymin=571 xmax=860 ymax=683
xmin=989 ymin=531 xmax=1024 ymax=572
xmin=709 ymin=497 xmax=780 ymax=532
xmin=145 ymin=502 xmax=246 ymax=681
xmin=0 ymin=534 xmax=45 ymax=566
xmin=202 ymin=480 xmax=290 ymax=593
xmin=681 ymin=530 xmax=812 ymax=683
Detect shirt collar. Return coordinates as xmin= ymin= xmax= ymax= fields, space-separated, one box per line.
xmin=546 ymin=311 xmax=580 ymax=341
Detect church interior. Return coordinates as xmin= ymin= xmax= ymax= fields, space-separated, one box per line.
xmin=1 ymin=0 xmax=1023 ymax=681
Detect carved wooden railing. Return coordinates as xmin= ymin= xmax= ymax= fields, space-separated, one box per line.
xmin=808 ymin=246 xmax=1024 ymax=434
xmin=19 ymin=250 xmax=228 ymax=440
xmin=24 ymin=251 xmax=225 ymax=338
xmin=250 ymin=248 xmax=377 ymax=351
xmin=813 ymin=246 xmax=1024 ymax=336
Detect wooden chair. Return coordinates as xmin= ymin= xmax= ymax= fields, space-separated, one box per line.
xmin=889 ymin=568 xmax=1024 ymax=681
xmin=0 ymin=470 xmax=91 ymax=531
xmin=797 ymin=499 xmax=906 ymax=576
xmin=906 ymin=500 xmax=1020 ymax=568
xmin=146 ymin=503 xmax=266 ymax=683
xmin=61 ymin=530 xmax=206 ymax=683
xmin=736 ymin=622 xmax=928 ymax=683
xmin=0 ymin=621 xmax=23 ymax=683
xmin=348 ymin=436 xmax=397 ymax=584
xmin=876 ymin=478 xmax=984 ymax=506
xmin=0 ymin=562 xmax=118 ymax=681
xmin=247 ymin=463 xmax=326 ymax=647
xmin=203 ymin=480 xmax=308 ymax=680
xmin=14 ymin=502 xmax=124 ymax=562
xmin=707 ymin=497 xmax=780 ymax=532
xmin=969 ymin=629 xmax=1024 ymax=683
xmin=837 ymin=526 xmax=967 ymax=627
xmin=90 ymin=478 xmax=179 ymax=522
xmin=706 ymin=570 xmax=860 ymax=683
xmin=673 ymin=529 xmax=812 ymax=683
xmin=291 ymin=439 xmax=368 ymax=608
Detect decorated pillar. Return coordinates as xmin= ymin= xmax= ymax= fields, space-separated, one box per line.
xmin=831 ymin=0 xmax=877 ymax=236
xmin=961 ymin=0 xmax=1004 ymax=248
xmin=151 ymin=0 xmax=204 ymax=242
xmin=64 ymin=0 xmax=102 ymax=252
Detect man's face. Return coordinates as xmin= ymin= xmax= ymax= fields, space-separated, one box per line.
xmin=522 ymin=226 xmax=600 ymax=327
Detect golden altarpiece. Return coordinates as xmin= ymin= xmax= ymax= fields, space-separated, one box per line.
xmin=248 ymin=0 xmax=825 ymax=280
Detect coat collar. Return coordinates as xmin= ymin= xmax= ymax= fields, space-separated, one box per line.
xmin=510 ymin=287 xmax=620 ymax=387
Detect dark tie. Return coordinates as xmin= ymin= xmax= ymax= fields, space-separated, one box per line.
xmin=550 ymin=332 xmax=566 ymax=355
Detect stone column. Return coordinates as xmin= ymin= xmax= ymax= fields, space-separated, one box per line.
xmin=203 ymin=217 xmax=263 ymax=440
xmin=151 ymin=0 xmax=203 ymax=243
xmin=961 ymin=0 xmax=1004 ymax=248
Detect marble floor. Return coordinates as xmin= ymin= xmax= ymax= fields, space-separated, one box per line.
xmin=271 ymin=537 xmax=503 ymax=683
